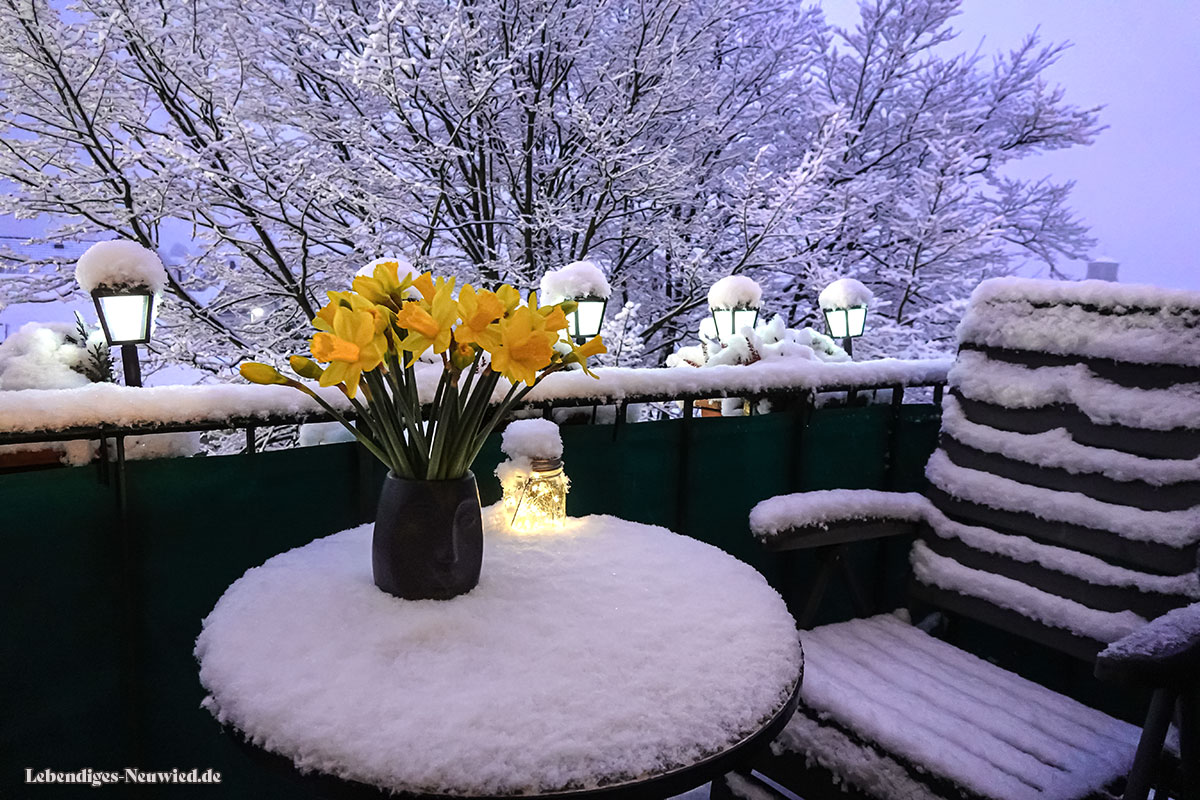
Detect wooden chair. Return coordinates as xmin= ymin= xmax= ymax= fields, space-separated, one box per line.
xmin=723 ymin=279 xmax=1200 ymax=800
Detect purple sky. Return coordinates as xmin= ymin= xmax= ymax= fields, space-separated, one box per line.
xmin=921 ymin=1 xmax=1199 ymax=289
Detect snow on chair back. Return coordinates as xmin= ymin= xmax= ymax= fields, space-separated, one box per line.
xmin=912 ymin=277 xmax=1200 ymax=660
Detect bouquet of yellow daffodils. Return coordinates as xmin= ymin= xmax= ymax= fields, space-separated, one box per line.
xmin=240 ymin=261 xmax=606 ymax=480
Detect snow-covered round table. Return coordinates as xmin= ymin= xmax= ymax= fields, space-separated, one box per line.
xmin=196 ymin=509 xmax=802 ymax=799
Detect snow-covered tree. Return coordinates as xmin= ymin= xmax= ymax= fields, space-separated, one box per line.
xmin=771 ymin=0 xmax=1102 ymax=356
xmin=0 ymin=0 xmax=1099 ymax=369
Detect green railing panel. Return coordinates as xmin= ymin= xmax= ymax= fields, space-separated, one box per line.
xmin=0 ymin=465 xmax=126 ymax=773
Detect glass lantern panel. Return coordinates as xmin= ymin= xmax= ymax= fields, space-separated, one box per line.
xmin=824 ymin=308 xmax=849 ymax=339
xmin=573 ymin=300 xmax=606 ymax=339
xmin=712 ymin=309 xmax=734 ymax=343
xmin=98 ymin=294 xmax=152 ymax=344
xmin=847 ymin=306 xmax=868 ymax=338
xmin=732 ymin=308 xmax=758 ymax=337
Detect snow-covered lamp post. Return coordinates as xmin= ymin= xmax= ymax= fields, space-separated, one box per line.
xmin=498 ymin=419 xmax=569 ymax=533
xmin=819 ymin=278 xmax=873 ymax=359
xmin=75 ymin=240 xmax=168 ymax=387
xmin=540 ymin=260 xmax=611 ymax=344
xmin=708 ymin=276 xmax=762 ymax=344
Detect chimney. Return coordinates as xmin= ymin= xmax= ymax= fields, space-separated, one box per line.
xmin=1086 ymin=257 xmax=1119 ymax=282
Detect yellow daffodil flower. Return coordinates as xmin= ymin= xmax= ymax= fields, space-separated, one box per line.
xmin=456 ymin=285 xmax=505 ymax=352
xmin=352 ymin=260 xmax=415 ymax=309
xmin=289 ymin=355 xmax=325 ymax=380
xmin=395 ymin=286 xmax=458 ymax=360
xmin=310 ymin=307 xmax=387 ymax=397
xmin=563 ymin=335 xmax=608 ymax=378
xmin=490 ymin=306 xmax=559 ymax=386
xmin=314 ymin=291 xmax=392 ymax=335
xmin=495 ymin=284 xmax=521 ymax=316
xmin=526 ymin=290 xmax=570 ymax=335
xmin=449 ymin=340 xmax=476 ymax=371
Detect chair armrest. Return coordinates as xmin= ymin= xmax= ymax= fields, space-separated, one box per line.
xmin=750 ymin=490 xmax=928 ymax=552
xmin=1094 ymin=602 xmax=1200 ymax=690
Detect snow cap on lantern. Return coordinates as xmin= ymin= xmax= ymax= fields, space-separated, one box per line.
xmin=540 ymin=261 xmax=611 ymax=342
xmin=818 ymin=278 xmax=874 ymax=311
xmin=498 ymin=419 xmax=569 ymax=532
xmin=75 ymin=240 xmax=168 ymax=294
xmin=539 ymin=260 xmax=612 ymax=303
xmin=501 ymin=418 xmax=565 ymax=461
xmin=708 ymin=275 xmax=762 ymax=343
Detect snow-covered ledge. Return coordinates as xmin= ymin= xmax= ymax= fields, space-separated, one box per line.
xmin=0 ymin=357 xmax=950 ymax=439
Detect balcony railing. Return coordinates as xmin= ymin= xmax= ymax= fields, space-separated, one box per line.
xmin=0 ymin=358 xmax=948 ymax=799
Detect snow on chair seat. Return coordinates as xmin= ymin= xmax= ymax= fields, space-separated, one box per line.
xmin=769 ymin=614 xmax=1142 ymax=800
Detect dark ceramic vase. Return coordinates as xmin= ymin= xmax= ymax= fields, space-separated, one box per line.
xmin=372 ymin=471 xmax=483 ymax=600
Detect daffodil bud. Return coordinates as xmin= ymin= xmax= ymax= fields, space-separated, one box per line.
xmin=239 ymin=362 xmax=289 ymax=385
xmin=289 ymin=355 xmax=325 ymax=380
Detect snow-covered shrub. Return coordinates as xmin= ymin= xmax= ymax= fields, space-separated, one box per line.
xmin=667 ymin=314 xmax=848 ymax=371
xmin=666 ymin=314 xmax=848 ymax=415
xmin=0 ymin=321 xmax=94 ymax=391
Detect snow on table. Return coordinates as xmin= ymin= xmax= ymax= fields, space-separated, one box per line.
xmin=195 ymin=510 xmax=802 ymax=797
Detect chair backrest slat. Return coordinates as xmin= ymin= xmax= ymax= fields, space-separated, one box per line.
xmin=915 ymin=278 xmax=1200 ymax=657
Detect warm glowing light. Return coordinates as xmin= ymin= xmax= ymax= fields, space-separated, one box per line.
xmin=508 ymin=458 xmax=569 ymax=532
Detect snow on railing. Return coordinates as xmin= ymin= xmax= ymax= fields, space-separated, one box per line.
xmin=0 ymin=357 xmax=950 ymax=443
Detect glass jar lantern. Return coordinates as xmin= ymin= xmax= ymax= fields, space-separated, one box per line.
xmin=510 ymin=457 xmax=569 ymax=532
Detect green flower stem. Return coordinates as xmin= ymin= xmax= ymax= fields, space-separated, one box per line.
xmin=292 ymin=385 xmax=394 ymax=469
xmin=388 ymin=354 xmax=428 ymax=463
xmin=427 ymin=377 xmax=460 ymax=479
xmin=358 ymin=377 xmax=414 ymax=478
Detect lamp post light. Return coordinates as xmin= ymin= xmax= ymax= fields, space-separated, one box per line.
xmin=707 ymin=275 xmax=763 ymax=344
xmin=818 ymin=278 xmax=873 ymax=359
xmin=76 ymin=240 xmax=167 ymax=388
xmin=540 ymin=260 xmax=612 ymax=345
xmin=91 ymin=287 xmax=155 ymax=386
xmin=565 ymin=296 xmax=608 ymax=344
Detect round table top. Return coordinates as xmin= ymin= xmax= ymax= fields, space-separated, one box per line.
xmin=196 ymin=509 xmax=802 ymax=798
